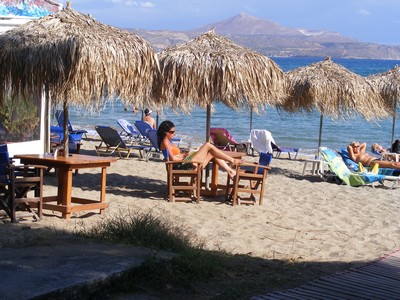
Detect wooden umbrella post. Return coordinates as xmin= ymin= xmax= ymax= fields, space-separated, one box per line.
xmin=62 ymin=100 xmax=69 ymax=157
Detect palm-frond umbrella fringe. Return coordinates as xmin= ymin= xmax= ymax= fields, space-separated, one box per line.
xmin=155 ymin=29 xmax=288 ymax=115
xmin=367 ymin=65 xmax=400 ymax=144
xmin=281 ymin=57 xmax=389 ymax=151
xmin=0 ymin=3 xmax=159 ymax=109
xmin=0 ymin=2 xmax=159 ymax=155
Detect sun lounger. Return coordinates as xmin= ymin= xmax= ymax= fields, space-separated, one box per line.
xmin=94 ymin=126 xmax=150 ymax=158
xmin=117 ymin=119 xmax=141 ymax=142
xmin=320 ymin=147 xmax=399 ymax=188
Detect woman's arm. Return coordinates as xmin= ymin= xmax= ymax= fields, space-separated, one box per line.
xmin=359 ymin=142 xmax=367 ymax=153
xmin=347 ymin=145 xmax=356 ymax=161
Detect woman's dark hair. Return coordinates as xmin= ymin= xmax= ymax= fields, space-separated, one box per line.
xmin=157 ymin=120 xmax=175 ymax=147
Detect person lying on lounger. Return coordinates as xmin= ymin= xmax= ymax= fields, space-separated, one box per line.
xmin=347 ymin=141 xmax=400 ymax=169
xmin=157 ymin=120 xmax=242 ymax=178
xmin=371 ymin=143 xmax=387 ymax=154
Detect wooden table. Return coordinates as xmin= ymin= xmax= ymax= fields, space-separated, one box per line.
xmin=202 ymin=151 xmax=247 ymax=197
xmin=15 ymin=154 xmax=117 ymax=220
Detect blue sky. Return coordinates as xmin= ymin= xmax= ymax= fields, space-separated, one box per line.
xmin=62 ymin=0 xmax=400 ymax=45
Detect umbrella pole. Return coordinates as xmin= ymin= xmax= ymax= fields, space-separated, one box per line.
xmin=317 ymin=113 xmax=323 ymax=159
xmin=63 ymin=100 xmax=69 ymax=157
xmin=206 ymin=104 xmax=211 ymax=143
xmin=44 ymin=89 xmax=50 ymax=153
xmin=391 ymin=98 xmax=397 ymax=145
xmin=205 ymin=104 xmax=211 ymax=189
xmin=250 ymin=107 xmax=253 ymax=132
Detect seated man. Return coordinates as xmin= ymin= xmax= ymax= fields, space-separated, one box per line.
xmin=347 ymin=141 xmax=400 ymax=169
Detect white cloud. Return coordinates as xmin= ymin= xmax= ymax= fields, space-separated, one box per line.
xmin=141 ymin=2 xmax=155 ymax=8
xmin=123 ymin=1 xmax=154 ymax=7
xmin=358 ymin=9 xmax=371 ymax=16
xmin=125 ymin=0 xmax=138 ymax=5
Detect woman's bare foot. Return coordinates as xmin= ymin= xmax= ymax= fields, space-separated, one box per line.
xmin=232 ymin=158 xmax=243 ymax=166
xmin=228 ymin=169 xmax=236 ymax=179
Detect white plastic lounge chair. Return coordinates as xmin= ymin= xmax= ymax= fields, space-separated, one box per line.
xmin=116 ymin=119 xmax=141 ymax=142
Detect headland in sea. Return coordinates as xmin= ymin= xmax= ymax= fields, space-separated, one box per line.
xmin=67 ymin=57 xmax=400 ymax=153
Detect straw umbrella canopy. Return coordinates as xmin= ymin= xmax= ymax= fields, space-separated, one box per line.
xmin=156 ymin=29 xmax=287 ymax=142
xmin=0 ymin=2 xmax=159 ymax=155
xmin=367 ymin=65 xmax=400 ymax=145
xmin=281 ymin=57 xmax=388 ymax=152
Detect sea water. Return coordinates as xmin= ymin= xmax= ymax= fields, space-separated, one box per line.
xmin=66 ymin=57 xmax=400 ymax=153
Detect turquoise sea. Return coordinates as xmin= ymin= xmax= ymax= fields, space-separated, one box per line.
xmin=67 ymin=57 xmax=400 ymax=153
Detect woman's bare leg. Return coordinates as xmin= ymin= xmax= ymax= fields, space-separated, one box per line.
xmin=193 ymin=142 xmax=242 ymax=164
xmin=214 ymin=158 xmax=236 ymax=178
xmin=192 ymin=142 xmax=239 ymax=178
xmin=375 ymin=160 xmax=400 ymax=169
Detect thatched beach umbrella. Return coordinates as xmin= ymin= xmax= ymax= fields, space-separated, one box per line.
xmin=0 ymin=2 xmax=159 ymax=156
xmin=156 ymin=29 xmax=287 ymax=142
xmin=367 ymin=65 xmax=400 ymax=145
xmin=282 ymin=57 xmax=388 ymax=153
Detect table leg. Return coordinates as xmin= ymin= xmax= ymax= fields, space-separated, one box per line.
xmin=100 ymin=167 xmax=107 ymax=214
xmin=210 ymin=161 xmax=219 ymax=197
xmin=57 ymin=167 xmax=73 ymax=219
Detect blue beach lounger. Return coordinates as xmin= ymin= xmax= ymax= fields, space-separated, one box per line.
xmin=55 ymin=110 xmax=88 ymax=137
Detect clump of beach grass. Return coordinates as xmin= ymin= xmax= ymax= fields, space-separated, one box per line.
xmin=78 ymin=210 xmax=225 ymax=296
xmin=77 ymin=210 xmax=355 ymax=299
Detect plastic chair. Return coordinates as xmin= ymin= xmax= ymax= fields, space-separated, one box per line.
xmin=116 ymin=119 xmax=141 ymax=142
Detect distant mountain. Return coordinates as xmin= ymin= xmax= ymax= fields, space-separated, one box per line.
xmin=126 ymin=13 xmax=400 ymax=60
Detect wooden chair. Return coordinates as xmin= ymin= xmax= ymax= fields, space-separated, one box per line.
xmin=226 ymin=152 xmax=272 ymax=206
xmin=162 ymin=149 xmax=203 ymax=203
xmin=0 ymin=145 xmax=45 ymax=223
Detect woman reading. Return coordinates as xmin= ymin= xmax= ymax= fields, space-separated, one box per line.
xmin=157 ymin=120 xmax=242 ymax=179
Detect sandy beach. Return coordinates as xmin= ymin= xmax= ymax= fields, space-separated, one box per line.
xmin=1 ymin=138 xmax=400 ymax=266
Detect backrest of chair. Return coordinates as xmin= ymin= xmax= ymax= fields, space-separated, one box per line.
xmin=210 ymin=128 xmax=237 ymax=146
xmin=95 ymin=126 xmax=124 ymax=147
xmin=320 ymin=147 xmax=352 ymax=185
xmin=257 ymin=152 xmax=272 ymax=174
xmin=249 ymin=129 xmax=275 ymax=154
xmin=338 ymin=148 xmax=359 ymax=172
xmin=147 ymin=129 xmax=159 ymax=150
xmin=117 ymin=119 xmax=138 ymax=136
xmin=0 ymin=145 xmax=10 ymax=184
xmin=55 ymin=110 xmax=73 ymax=131
xmin=162 ymin=149 xmax=169 ymax=161
xmin=134 ymin=120 xmax=152 ymax=138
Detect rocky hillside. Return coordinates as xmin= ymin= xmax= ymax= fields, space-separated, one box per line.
xmin=126 ymin=13 xmax=400 ymax=60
